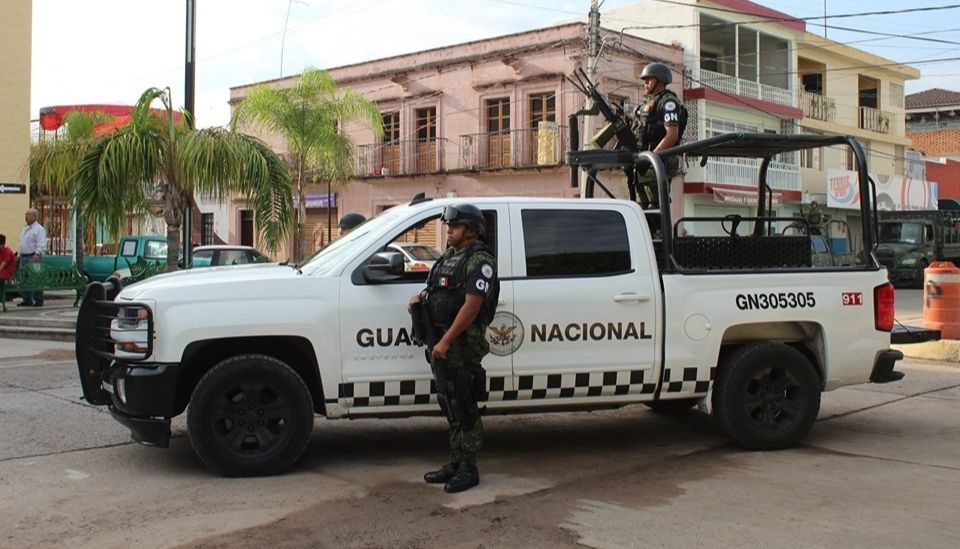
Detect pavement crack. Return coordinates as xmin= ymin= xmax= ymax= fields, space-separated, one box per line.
xmin=819 ymin=382 xmax=960 ymax=422
xmin=806 ymin=446 xmax=960 ymax=471
xmin=0 ymin=441 xmax=135 ymax=464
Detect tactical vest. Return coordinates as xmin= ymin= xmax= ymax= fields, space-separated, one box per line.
xmin=640 ymin=90 xmax=687 ymax=151
xmin=425 ymin=242 xmax=499 ymax=328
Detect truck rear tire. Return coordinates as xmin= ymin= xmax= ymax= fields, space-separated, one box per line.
xmin=187 ymin=354 xmax=314 ymax=477
xmin=713 ymin=343 xmax=820 ymax=450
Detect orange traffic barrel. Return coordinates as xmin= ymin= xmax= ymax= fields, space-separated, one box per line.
xmin=923 ymin=261 xmax=960 ymax=340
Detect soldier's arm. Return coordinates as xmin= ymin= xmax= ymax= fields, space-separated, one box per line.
xmin=655 ymin=124 xmax=679 ymax=152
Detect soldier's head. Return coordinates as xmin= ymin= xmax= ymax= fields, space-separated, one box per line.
xmin=640 ymin=62 xmax=672 ymax=95
xmin=810 ymin=200 xmax=820 ymax=211
xmin=441 ymin=203 xmax=484 ymax=250
xmin=338 ymin=212 xmax=366 ymax=236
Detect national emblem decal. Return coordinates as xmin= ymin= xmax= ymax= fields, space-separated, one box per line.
xmin=664 ymin=100 xmax=677 ymax=111
xmin=486 ymin=311 xmax=524 ymax=356
xmin=481 ymin=264 xmax=494 ymax=278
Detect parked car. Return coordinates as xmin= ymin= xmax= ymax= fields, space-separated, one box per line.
xmin=111 ymin=245 xmax=266 ymax=281
xmin=386 ymin=242 xmax=441 ymax=272
xmin=43 ymin=235 xmax=167 ymax=282
xmin=190 ymin=245 xmax=266 ymax=268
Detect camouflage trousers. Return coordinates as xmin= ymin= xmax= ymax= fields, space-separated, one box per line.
xmin=434 ymin=328 xmax=488 ymax=466
xmin=636 ymin=156 xmax=680 ymax=210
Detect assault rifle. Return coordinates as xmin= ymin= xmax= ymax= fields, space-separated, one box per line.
xmin=567 ymin=67 xmax=640 ymax=152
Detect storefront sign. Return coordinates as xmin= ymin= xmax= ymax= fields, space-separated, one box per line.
xmin=827 ymin=169 xmax=938 ymax=210
xmin=712 ymin=187 xmax=783 ymax=206
xmin=304 ymin=192 xmax=336 ymax=209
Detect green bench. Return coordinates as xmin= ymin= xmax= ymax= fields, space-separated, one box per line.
xmin=1 ymin=263 xmax=88 ymax=312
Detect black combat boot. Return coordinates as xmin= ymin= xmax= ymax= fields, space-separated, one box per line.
xmin=424 ymin=462 xmax=459 ymax=484
xmin=443 ymin=463 xmax=479 ymax=493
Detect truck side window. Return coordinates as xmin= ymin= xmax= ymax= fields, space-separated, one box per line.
xmin=521 ymin=209 xmax=630 ymax=277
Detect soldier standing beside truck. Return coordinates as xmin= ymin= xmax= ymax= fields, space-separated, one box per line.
xmin=409 ymin=203 xmax=498 ymax=493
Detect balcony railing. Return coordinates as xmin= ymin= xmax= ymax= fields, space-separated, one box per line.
xmin=695 ymin=156 xmax=801 ymax=192
xmin=859 ymin=106 xmax=891 ymax=134
xmin=799 ymin=91 xmax=835 ymax=122
xmin=459 ymin=126 xmax=567 ymax=170
xmin=355 ymin=138 xmax=446 ymax=177
xmin=698 ymin=68 xmax=795 ymax=108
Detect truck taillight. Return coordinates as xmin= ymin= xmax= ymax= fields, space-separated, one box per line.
xmin=874 ymin=283 xmax=895 ymax=332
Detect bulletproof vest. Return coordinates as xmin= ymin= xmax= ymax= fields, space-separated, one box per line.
xmin=426 ymin=242 xmax=498 ymax=327
xmin=640 ymin=90 xmax=687 ymax=150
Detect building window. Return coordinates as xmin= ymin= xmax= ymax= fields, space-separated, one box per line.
xmin=416 ymin=107 xmax=436 ymax=142
xmin=239 ymin=209 xmax=254 ymax=247
xmin=529 ymin=93 xmax=556 ymax=128
xmin=382 ymin=112 xmax=400 ymax=144
xmin=201 ymin=212 xmax=214 ymax=245
xmin=705 ymin=117 xmax=758 ymax=137
xmin=487 ymin=98 xmax=510 ymax=133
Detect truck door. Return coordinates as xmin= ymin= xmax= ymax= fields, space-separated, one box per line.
xmin=507 ymin=203 xmax=660 ymax=403
xmin=337 ymin=204 xmax=513 ymax=412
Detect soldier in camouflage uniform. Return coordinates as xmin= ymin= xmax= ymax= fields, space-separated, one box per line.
xmin=635 ymin=62 xmax=686 ymax=210
xmin=409 ymin=203 xmax=498 ymax=493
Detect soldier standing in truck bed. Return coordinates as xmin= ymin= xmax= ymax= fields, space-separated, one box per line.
xmin=635 ymin=62 xmax=686 ymax=210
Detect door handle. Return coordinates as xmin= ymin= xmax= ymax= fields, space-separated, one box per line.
xmin=613 ymin=293 xmax=650 ymax=303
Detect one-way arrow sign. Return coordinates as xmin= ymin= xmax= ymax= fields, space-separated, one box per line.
xmin=0 ymin=183 xmax=26 ymax=194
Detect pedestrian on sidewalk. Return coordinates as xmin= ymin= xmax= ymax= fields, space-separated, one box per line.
xmin=18 ymin=209 xmax=47 ymax=307
xmin=0 ymin=234 xmax=15 ymax=299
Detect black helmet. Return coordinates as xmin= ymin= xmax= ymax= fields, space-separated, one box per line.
xmin=640 ymin=62 xmax=672 ymax=84
xmin=441 ymin=203 xmax=484 ymax=233
xmin=338 ymin=212 xmax=366 ymax=230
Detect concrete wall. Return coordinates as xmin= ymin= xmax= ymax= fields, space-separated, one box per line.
xmin=0 ymin=0 xmax=32 ymax=249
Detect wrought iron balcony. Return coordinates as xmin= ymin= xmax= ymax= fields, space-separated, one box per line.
xmin=697 ymin=68 xmax=795 ymax=108
xmin=799 ymin=91 xmax=836 ymax=122
xmin=459 ymin=126 xmax=567 ymax=171
xmin=687 ymin=156 xmax=801 ymax=192
xmin=355 ymin=138 xmax=447 ymax=177
xmin=859 ymin=106 xmax=891 ymax=134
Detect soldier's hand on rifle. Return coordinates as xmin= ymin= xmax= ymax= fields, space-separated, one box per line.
xmin=432 ymin=338 xmax=450 ymax=361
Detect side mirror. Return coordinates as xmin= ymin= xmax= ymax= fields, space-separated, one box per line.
xmin=363 ymin=252 xmax=405 ymax=282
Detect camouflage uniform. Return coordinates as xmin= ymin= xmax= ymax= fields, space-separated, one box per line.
xmin=635 ymin=89 xmax=684 ymax=209
xmin=428 ymin=244 xmax=496 ymax=467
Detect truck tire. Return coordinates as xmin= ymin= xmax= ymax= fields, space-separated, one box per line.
xmin=713 ymin=343 xmax=820 ymax=450
xmin=187 ymin=354 xmax=314 ymax=477
xmin=644 ymin=398 xmax=699 ymax=415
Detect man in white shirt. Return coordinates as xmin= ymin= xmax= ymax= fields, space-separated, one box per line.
xmin=18 ymin=208 xmax=47 ymax=307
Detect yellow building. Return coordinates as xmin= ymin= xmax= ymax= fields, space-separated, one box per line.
xmin=0 ymin=0 xmax=32 ymax=249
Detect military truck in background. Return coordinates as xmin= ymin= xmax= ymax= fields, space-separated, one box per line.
xmin=875 ymin=209 xmax=960 ymax=287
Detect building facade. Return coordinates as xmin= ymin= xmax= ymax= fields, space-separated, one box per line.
xmin=0 ymin=0 xmax=32 ymax=247
xmin=229 ymin=23 xmax=682 ymax=254
xmin=604 ymin=0 xmax=919 ymax=242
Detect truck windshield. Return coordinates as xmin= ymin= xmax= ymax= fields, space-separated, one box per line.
xmin=878 ymin=222 xmax=925 ymax=245
xmin=300 ymin=205 xmax=410 ymax=276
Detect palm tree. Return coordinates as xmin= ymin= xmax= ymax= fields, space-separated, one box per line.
xmin=232 ymin=68 xmax=383 ymax=262
xmin=72 ymin=87 xmax=294 ymax=272
xmin=30 ymin=109 xmax=116 ymax=274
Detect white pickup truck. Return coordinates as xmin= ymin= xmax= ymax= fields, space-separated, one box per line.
xmin=76 ymin=133 xmax=913 ymax=477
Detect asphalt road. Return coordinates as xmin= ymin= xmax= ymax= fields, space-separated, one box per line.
xmin=0 ymin=340 xmax=957 ymax=549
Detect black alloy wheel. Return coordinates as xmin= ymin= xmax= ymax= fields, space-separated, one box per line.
xmin=714 ymin=342 xmax=821 ymax=450
xmin=188 ymin=354 xmax=314 ymax=477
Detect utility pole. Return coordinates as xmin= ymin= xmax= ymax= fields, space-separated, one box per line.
xmin=183 ymin=0 xmax=196 ymax=267
xmin=579 ymin=0 xmax=601 ymax=198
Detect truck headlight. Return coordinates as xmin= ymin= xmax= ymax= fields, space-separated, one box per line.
xmin=899 ymin=257 xmax=917 ymax=267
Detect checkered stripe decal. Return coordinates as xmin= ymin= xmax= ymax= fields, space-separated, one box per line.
xmin=662 ymin=365 xmax=715 ymax=394
xmin=337 ymin=369 xmax=662 ymax=408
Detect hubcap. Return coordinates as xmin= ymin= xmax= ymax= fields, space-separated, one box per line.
xmin=213 ymin=381 xmax=290 ymax=456
xmin=743 ymin=367 xmax=804 ymax=431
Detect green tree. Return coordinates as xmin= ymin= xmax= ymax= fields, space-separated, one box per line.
xmin=232 ymin=68 xmax=383 ymax=262
xmin=29 ymin=109 xmax=115 ymax=273
xmin=71 ymin=87 xmax=293 ymax=272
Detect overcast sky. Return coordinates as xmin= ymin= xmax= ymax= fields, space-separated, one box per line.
xmin=31 ymin=0 xmax=960 ymax=129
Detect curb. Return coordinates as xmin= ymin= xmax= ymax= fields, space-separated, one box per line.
xmin=893 ymin=340 xmax=960 ymax=363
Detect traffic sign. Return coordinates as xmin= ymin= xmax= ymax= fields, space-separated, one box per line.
xmin=0 ymin=183 xmax=26 ymax=194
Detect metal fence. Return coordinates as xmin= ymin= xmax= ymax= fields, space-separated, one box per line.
xmin=458 ymin=126 xmax=567 ymax=170
xmin=355 ymin=138 xmax=447 ymax=177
